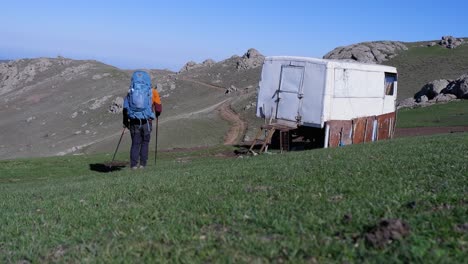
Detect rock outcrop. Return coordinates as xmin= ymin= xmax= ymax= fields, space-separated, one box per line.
xmin=178 ymin=49 xmax=264 ymax=73
xmin=236 ymin=48 xmax=265 ymax=70
xmin=400 ymin=73 xmax=468 ymax=109
xmin=439 ymin=36 xmax=464 ymax=49
xmin=202 ymin=59 xmax=216 ymax=67
xmin=414 ymin=79 xmax=450 ymax=100
xmin=179 ymin=61 xmax=200 ymax=73
xmin=0 ymin=58 xmax=53 ymax=96
xmin=178 ymin=59 xmax=216 ymax=73
xmin=323 ymin=41 xmax=408 ymax=64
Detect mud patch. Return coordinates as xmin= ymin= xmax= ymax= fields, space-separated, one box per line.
xmin=42 ymin=245 xmax=67 ymax=262
xmin=395 ymin=126 xmax=468 ymax=137
xmin=364 ymin=219 xmax=411 ymax=248
xmin=214 ymin=151 xmax=237 ymax=159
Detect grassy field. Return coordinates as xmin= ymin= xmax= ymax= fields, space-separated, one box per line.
xmin=397 ymin=101 xmax=468 ymax=128
xmin=1 ymin=133 xmax=467 ymax=263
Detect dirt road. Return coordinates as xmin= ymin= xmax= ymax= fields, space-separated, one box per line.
xmin=395 ymin=126 xmax=468 ymax=137
xmin=218 ymin=102 xmax=247 ymax=145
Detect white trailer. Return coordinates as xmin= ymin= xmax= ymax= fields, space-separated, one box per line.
xmin=255 ymin=56 xmax=397 ymax=149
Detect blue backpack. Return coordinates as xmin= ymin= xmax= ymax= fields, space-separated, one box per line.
xmin=126 ymin=71 xmax=155 ymax=120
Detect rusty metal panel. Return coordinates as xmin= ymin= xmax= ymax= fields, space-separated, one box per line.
xmin=352 ymin=117 xmax=367 ymax=144
xmin=327 ymin=120 xmax=353 ymax=147
xmin=327 ymin=121 xmax=342 ymax=148
xmin=327 ymin=113 xmax=395 ymax=148
xmin=376 ymin=112 xmax=395 ymax=140
xmin=364 ymin=116 xmax=375 ymax=142
xmin=389 ymin=112 xmax=396 ymax=138
xmin=341 ymin=121 xmax=353 ymax=146
xmin=377 ymin=117 xmax=390 ymax=140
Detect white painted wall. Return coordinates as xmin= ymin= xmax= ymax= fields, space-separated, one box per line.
xmin=256 ymin=57 xmax=397 ymax=128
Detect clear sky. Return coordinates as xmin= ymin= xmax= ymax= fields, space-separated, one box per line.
xmin=1 ymin=0 xmax=466 ymax=71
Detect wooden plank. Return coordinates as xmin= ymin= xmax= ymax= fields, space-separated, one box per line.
xmin=249 ymin=128 xmax=264 ymax=151
xmin=260 ymin=128 xmax=275 ymax=153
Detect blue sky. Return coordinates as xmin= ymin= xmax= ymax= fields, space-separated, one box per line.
xmin=0 ymin=0 xmax=466 ymax=70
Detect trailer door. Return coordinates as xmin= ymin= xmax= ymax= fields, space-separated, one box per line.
xmin=276 ymin=65 xmax=305 ymax=122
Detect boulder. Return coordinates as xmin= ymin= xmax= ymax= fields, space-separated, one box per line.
xmin=225 ymin=85 xmax=238 ymax=94
xmin=108 ymin=97 xmax=124 ymax=114
xmin=414 ymin=79 xmax=449 ymax=100
xmin=434 ymin=93 xmax=457 ymax=103
xmin=416 ymin=95 xmax=428 ymax=103
xmin=442 ymin=74 xmax=468 ymax=98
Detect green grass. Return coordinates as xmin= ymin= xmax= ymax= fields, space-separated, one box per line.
xmin=384 ymin=43 xmax=468 ymax=100
xmin=1 ymin=134 xmax=467 ymax=263
xmin=397 ymin=101 xmax=468 ymax=128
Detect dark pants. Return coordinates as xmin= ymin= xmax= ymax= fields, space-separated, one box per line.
xmin=129 ymin=120 xmax=152 ymax=167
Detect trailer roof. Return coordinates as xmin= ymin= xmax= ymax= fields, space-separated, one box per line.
xmin=265 ymin=56 xmax=397 ymax=73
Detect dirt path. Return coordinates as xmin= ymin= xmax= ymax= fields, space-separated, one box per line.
xmin=177 ymin=78 xmax=249 ymax=145
xmin=395 ymin=126 xmax=468 ymax=137
xmin=159 ymin=99 xmax=229 ymax=124
xmin=180 ymin=78 xmax=226 ymax=91
xmin=218 ymin=102 xmax=247 ymax=145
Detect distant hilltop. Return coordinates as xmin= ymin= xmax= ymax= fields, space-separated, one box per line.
xmin=178 ymin=48 xmax=265 ymax=73
xmin=323 ymin=41 xmax=408 ymax=64
xmin=323 ymin=36 xmax=466 ymax=64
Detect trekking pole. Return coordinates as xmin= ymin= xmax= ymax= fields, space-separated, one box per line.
xmin=154 ymin=117 xmax=159 ymax=166
xmin=109 ymin=127 xmax=126 ymax=169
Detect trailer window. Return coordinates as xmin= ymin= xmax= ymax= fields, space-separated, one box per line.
xmin=385 ymin=73 xmax=397 ymax=96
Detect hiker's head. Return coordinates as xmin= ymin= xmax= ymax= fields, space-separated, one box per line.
xmin=153 ymin=84 xmax=158 ymax=90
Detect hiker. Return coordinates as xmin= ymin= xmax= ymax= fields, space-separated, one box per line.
xmin=123 ymin=71 xmax=162 ymax=169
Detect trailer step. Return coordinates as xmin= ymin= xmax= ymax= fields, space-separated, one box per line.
xmin=249 ymin=123 xmax=294 ymax=154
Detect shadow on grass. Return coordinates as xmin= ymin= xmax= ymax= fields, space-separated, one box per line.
xmin=89 ymin=161 xmax=128 ymax=173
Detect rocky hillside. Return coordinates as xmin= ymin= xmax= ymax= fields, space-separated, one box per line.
xmin=0 ymin=57 xmax=131 ymax=159
xmin=0 ymin=50 xmax=264 ymax=159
